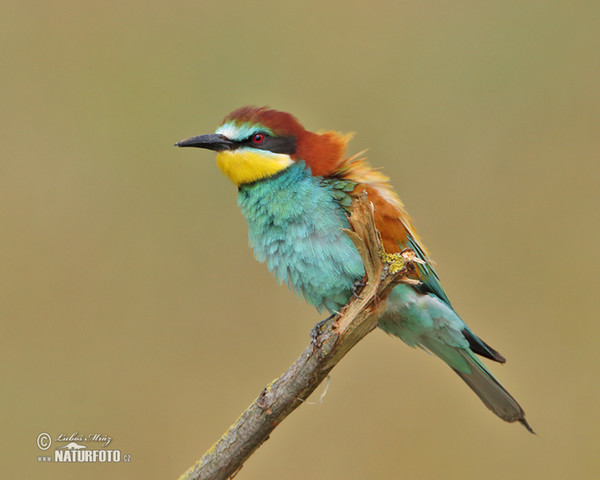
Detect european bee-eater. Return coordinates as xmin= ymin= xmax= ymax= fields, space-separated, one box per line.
xmin=176 ymin=106 xmax=532 ymax=432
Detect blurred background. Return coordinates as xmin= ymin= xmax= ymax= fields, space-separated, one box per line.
xmin=2 ymin=0 xmax=599 ymax=479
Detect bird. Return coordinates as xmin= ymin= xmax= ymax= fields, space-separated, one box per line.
xmin=176 ymin=106 xmax=533 ymax=432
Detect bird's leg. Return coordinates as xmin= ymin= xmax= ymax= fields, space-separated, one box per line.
xmin=310 ymin=313 xmax=336 ymax=346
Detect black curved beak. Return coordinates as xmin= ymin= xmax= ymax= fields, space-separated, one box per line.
xmin=175 ymin=134 xmax=235 ymax=151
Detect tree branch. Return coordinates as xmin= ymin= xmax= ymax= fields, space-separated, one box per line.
xmin=177 ymin=193 xmax=422 ymax=480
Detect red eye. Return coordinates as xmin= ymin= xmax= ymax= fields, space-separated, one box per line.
xmin=252 ymin=133 xmax=264 ymax=144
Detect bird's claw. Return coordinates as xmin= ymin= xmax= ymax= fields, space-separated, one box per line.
xmin=310 ymin=314 xmax=336 ymax=347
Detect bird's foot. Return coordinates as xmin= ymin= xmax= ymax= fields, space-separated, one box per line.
xmin=351 ymin=279 xmax=366 ymax=299
xmin=310 ymin=314 xmax=336 ymax=347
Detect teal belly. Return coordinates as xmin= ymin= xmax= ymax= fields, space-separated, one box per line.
xmin=237 ymin=163 xmax=365 ymax=312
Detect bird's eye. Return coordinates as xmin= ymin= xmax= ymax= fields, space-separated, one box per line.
xmin=252 ymin=133 xmax=265 ymax=144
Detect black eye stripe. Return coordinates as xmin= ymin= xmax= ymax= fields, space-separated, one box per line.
xmin=240 ymin=134 xmax=296 ymax=155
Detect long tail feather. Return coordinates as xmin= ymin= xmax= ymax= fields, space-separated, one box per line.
xmin=453 ymin=350 xmax=534 ymax=433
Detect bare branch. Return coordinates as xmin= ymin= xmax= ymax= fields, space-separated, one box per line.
xmin=177 ymin=193 xmax=420 ymax=480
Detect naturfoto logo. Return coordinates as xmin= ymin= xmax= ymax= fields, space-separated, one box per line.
xmin=36 ymin=432 xmax=131 ymax=464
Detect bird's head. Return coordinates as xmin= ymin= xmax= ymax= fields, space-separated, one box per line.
xmin=176 ymin=106 xmax=351 ymax=186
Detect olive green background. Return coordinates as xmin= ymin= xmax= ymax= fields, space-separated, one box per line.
xmin=2 ymin=1 xmax=599 ymax=479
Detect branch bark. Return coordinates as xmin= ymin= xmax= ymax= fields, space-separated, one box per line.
xmin=177 ymin=193 xmax=422 ymax=480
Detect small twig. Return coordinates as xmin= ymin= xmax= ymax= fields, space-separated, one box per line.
xmin=177 ymin=193 xmax=420 ymax=480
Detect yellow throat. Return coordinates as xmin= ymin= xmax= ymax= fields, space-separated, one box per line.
xmin=216 ymin=149 xmax=294 ymax=186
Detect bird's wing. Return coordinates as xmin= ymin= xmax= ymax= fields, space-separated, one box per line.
xmin=328 ymin=155 xmax=452 ymax=306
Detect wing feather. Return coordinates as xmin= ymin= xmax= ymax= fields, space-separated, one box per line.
xmin=332 ymin=155 xmax=451 ymax=305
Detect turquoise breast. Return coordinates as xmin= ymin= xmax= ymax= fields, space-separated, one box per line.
xmin=237 ymin=162 xmax=365 ymax=312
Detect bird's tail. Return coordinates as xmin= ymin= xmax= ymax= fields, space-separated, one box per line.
xmin=451 ymin=349 xmax=534 ymax=433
